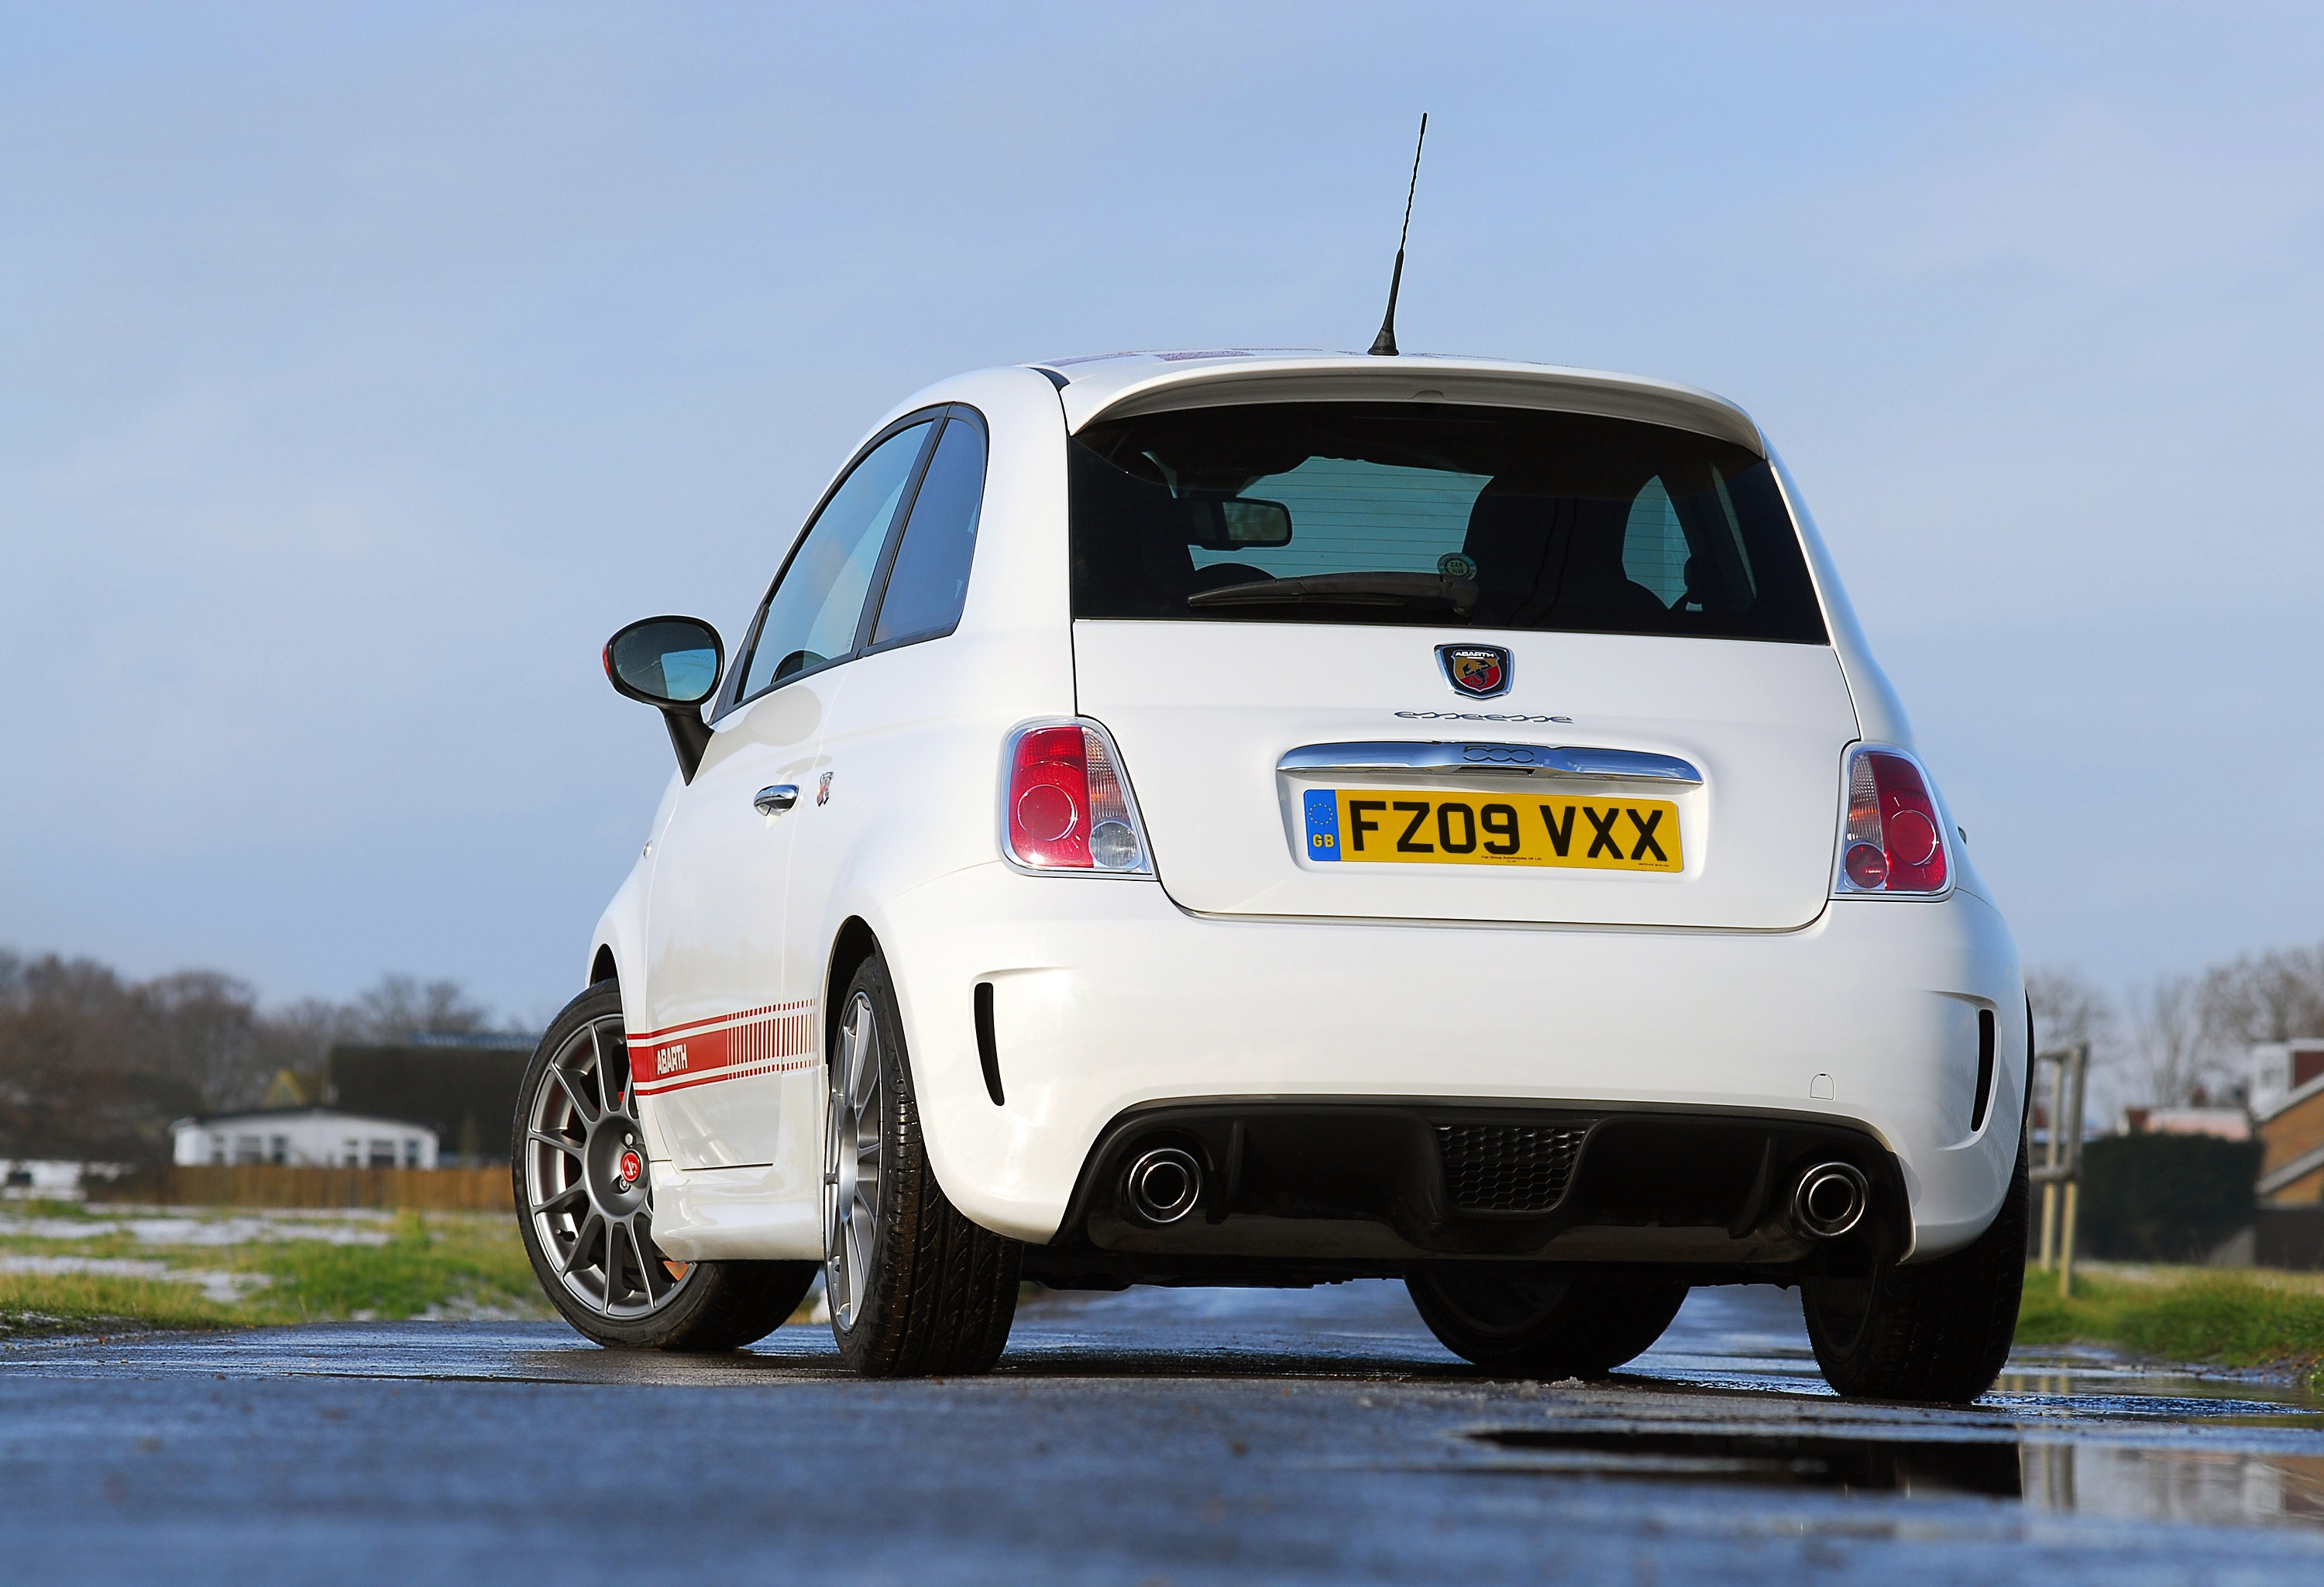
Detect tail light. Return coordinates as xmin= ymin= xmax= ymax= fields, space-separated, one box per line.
xmin=1834 ymin=745 xmax=1949 ymax=896
xmin=1003 ymin=721 xmax=1153 ymax=876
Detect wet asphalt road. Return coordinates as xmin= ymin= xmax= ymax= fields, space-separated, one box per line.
xmin=3 ymin=1282 xmax=2321 ymax=1585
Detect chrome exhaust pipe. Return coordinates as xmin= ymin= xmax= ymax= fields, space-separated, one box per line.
xmin=1792 ymin=1161 xmax=1870 ymax=1238
xmin=1122 ymin=1146 xmax=1202 ymax=1225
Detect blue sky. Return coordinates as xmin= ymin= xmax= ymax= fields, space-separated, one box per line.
xmin=4 ymin=3 xmax=2319 ymax=1024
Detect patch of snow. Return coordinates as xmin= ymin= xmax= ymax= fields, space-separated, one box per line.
xmin=0 ymin=1210 xmax=393 ymax=1246
xmin=0 ymin=1254 xmax=269 ymax=1305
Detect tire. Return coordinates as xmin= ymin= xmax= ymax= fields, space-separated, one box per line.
xmin=824 ymin=951 xmax=1020 ymax=1376
xmin=1406 ymin=1270 xmax=1688 ymax=1378
xmin=1801 ymin=1135 xmax=2029 ymax=1403
xmin=513 ymin=980 xmax=817 ymax=1350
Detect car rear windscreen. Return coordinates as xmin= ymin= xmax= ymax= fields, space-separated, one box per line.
xmin=1069 ymin=401 xmax=1827 ymax=643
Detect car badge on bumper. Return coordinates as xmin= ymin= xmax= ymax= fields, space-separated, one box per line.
xmin=1437 ymin=644 xmax=1512 ymax=700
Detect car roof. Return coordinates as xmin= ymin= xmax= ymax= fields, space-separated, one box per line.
xmin=1029 ymin=349 xmax=1765 ymax=456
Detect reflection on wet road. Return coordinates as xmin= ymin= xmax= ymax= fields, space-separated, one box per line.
xmin=3 ymin=1279 xmax=2320 ymax=1582
xmin=1643 ymin=1283 xmax=2324 ymax=1531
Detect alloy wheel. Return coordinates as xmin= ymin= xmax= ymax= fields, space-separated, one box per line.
xmin=523 ymin=1013 xmax=693 ymax=1319
xmin=823 ymin=990 xmax=884 ymax=1331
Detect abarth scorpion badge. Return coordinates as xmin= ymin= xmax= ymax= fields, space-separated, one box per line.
xmin=1437 ymin=644 xmax=1512 ymax=700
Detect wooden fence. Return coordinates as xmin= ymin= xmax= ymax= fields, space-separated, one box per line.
xmin=88 ymin=1164 xmax=515 ymax=1212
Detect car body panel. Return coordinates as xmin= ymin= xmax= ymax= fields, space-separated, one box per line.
xmin=1073 ymin=621 xmax=1861 ymax=928
xmin=578 ymin=350 xmax=2021 ymax=1273
xmin=615 ymin=365 xmax=1074 ymax=1210
xmin=1047 ymin=351 xmax=1766 ymax=454
xmin=754 ymin=860 xmax=2022 ymax=1265
xmin=634 ymin=670 xmax=834 ymax=1169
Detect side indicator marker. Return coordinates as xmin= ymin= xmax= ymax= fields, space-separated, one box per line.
xmin=974 ymin=982 xmax=1004 ymax=1106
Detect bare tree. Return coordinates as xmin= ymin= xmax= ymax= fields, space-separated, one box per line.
xmin=0 ymin=949 xmax=522 ymax=1158
xmin=350 ymin=973 xmax=493 ymax=1040
xmin=2026 ymin=966 xmax=2113 ymax=1054
xmin=143 ymin=970 xmax=285 ymax=1113
xmin=250 ymin=996 xmax=368 ymax=1097
xmin=2199 ymin=942 xmax=2324 ymax=1048
xmin=2126 ymin=973 xmax=2223 ymax=1108
xmin=0 ymin=952 xmax=209 ymax=1160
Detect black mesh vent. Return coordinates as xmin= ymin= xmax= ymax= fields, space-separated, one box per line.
xmin=1436 ymin=1123 xmax=1590 ymax=1213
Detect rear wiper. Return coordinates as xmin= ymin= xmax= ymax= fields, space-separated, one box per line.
xmin=1187 ymin=572 xmax=1479 ymax=616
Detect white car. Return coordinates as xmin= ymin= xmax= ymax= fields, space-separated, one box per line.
xmin=513 ymin=349 xmax=2029 ymax=1401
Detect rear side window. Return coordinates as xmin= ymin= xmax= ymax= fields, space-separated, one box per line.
xmin=870 ymin=415 xmax=986 ymax=648
xmin=1069 ymin=402 xmax=1825 ymax=643
xmin=737 ymin=419 xmax=933 ymax=699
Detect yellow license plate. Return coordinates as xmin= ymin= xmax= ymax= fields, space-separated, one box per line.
xmin=1300 ymin=788 xmax=1682 ymax=871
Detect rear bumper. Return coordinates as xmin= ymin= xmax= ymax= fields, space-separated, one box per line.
xmin=871 ymin=862 xmax=2023 ymax=1266
xmin=1023 ymin=1099 xmax=1907 ymax=1289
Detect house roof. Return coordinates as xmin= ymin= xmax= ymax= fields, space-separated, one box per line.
xmin=168 ymin=1106 xmax=440 ymax=1137
xmin=2257 ymin=1069 xmax=2324 ymax=1124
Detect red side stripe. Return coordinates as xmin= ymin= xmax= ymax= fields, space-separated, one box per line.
xmin=627 ymin=997 xmax=814 ymax=1045
xmin=630 ymin=1004 xmax=819 ymax=1096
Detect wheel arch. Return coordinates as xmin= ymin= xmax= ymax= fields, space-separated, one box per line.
xmin=825 ymin=917 xmax=883 ymax=1026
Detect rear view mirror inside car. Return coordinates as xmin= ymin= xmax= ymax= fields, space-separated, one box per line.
xmin=1191 ymin=497 xmax=1291 ymax=549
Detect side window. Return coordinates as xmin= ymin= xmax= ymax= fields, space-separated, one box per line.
xmin=1621 ymin=477 xmax=1690 ymax=608
xmin=870 ymin=415 xmax=987 ymax=647
xmin=737 ymin=420 xmax=933 ymax=700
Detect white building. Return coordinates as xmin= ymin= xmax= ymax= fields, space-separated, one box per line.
xmin=2 ymin=1160 xmax=107 ymax=1196
xmin=2247 ymin=1039 xmax=2324 ymax=1119
xmin=170 ymin=1107 xmax=439 ymax=1169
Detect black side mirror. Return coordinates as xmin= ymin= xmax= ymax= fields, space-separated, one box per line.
xmin=604 ymin=615 xmax=724 ymax=782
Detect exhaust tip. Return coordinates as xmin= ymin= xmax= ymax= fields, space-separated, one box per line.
xmin=1122 ymin=1146 xmax=1202 ymax=1225
xmin=1792 ymin=1161 xmax=1870 ymax=1238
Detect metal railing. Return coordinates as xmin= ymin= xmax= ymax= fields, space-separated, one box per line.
xmin=2030 ymin=1041 xmax=2091 ymax=1296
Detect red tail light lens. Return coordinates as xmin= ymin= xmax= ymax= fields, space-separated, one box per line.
xmin=1836 ymin=747 xmax=1949 ymax=895
xmin=1005 ymin=721 xmax=1152 ymax=874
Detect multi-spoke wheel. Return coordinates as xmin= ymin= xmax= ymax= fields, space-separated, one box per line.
xmin=823 ymin=988 xmax=884 ymax=1334
xmin=822 ymin=950 xmax=1021 ymax=1376
xmin=513 ymin=980 xmax=816 ymax=1349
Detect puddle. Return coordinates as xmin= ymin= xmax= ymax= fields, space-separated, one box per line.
xmin=1467 ymin=1427 xmax=2021 ymax=1497
xmin=1996 ymin=1362 xmax=2324 ymax=1421
xmin=2024 ymin=1442 xmax=2324 ymax=1527
xmin=1464 ymin=1426 xmax=2324 ymax=1527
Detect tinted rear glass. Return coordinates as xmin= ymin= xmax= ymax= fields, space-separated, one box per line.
xmin=1070 ymin=402 xmax=1827 ymax=643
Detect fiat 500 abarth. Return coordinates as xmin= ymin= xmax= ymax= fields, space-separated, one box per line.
xmin=513 ymin=349 xmax=2029 ymax=1401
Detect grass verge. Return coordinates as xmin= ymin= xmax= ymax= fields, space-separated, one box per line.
xmin=0 ymin=1208 xmax=548 ymax=1337
xmin=0 ymin=1273 xmax=242 ymax=1336
xmin=2015 ymin=1264 xmax=2324 ymax=1385
xmin=234 ymin=1211 xmax=543 ymax=1323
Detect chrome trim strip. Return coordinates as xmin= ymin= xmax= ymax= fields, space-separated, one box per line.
xmin=1276 ymin=742 xmax=1703 ymax=786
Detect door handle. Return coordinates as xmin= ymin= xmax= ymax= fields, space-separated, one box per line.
xmin=753 ymin=784 xmax=799 ymax=815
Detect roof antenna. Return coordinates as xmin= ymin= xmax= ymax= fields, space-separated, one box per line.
xmin=1367 ymin=112 xmax=1428 ymax=357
